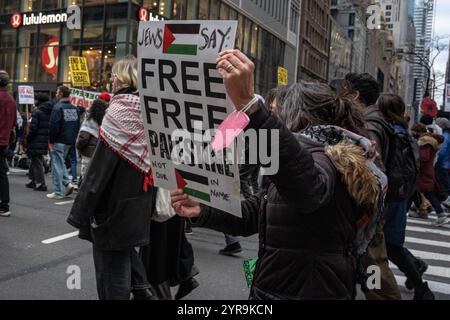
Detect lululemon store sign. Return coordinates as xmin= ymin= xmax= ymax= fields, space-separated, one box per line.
xmin=10 ymin=5 xmax=81 ymax=30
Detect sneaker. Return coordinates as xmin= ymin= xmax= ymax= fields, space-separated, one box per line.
xmin=409 ymin=211 xmax=429 ymax=219
xmin=405 ymin=259 xmax=428 ymax=290
xmin=413 ymin=282 xmax=435 ymax=300
xmin=46 ymin=193 xmax=64 ymax=200
xmin=34 ymin=184 xmax=48 ymax=192
xmin=175 ymin=278 xmax=199 ymax=300
xmin=433 ymin=216 xmax=450 ymax=227
xmin=0 ymin=208 xmax=11 ymax=217
xmin=26 ymin=181 xmax=36 ymax=189
xmin=65 ymin=183 xmax=76 ymax=197
xmin=219 ymin=242 xmax=243 ymax=256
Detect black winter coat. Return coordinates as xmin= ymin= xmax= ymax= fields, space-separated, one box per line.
xmin=193 ymin=104 xmax=358 ymax=300
xmin=27 ymin=101 xmax=53 ymax=156
xmin=67 ymin=140 xmax=156 ymax=251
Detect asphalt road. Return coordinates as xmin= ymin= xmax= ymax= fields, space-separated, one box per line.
xmin=0 ymin=169 xmax=449 ymax=300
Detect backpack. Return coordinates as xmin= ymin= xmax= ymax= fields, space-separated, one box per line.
xmin=384 ymin=124 xmax=420 ymax=203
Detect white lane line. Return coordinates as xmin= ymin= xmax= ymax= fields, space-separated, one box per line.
xmin=409 ymin=249 xmax=450 ymax=262
xmin=390 ymin=263 xmax=450 ymax=279
xmin=408 ymin=219 xmax=437 ymax=226
xmin=395 ymin=275 xmax=450 ymax=295
xmin=8 ymin=168 xmax=28 ymax=173
xmin=54 ymin=200 xmax=75 ymax=206
xmin=42 ymin=231 xmax=79 ymax=244
xmin=405 ymin=237 xmax=450 ymax=249
xmin=407 ymin=226 xmax=450 ymax=237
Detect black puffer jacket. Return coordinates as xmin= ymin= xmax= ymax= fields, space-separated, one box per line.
xmin=27 ymin=101 xmax=53 ymax=156
xmin=193 ymin=104 xmax=366 ymax=300
xmin=67 ymin=140 xmax=156 ymax=251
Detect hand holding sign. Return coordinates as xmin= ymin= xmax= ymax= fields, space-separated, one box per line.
xmin=216 ymin=49 xmax=255 ymax=111
xmin=171 ymin=189 xmax=202 ymax=219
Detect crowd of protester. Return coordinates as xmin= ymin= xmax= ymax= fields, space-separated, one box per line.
xmin=1 ymin=48 xmax=450 ymax=300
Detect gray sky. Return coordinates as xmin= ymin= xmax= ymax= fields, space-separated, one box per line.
xmin=432 ymin=0 xmax=450 ymax=104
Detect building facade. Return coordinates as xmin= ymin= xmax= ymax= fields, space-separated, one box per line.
xmin=412 ymin=0 xmax=436 ymax=104
xmin=297 ymin=0 xmax=331 ymax=82
xmin=328 ymin=16 xmax=351 ymax=80
xmin=0 ymin=0 xmax=301 ymax=98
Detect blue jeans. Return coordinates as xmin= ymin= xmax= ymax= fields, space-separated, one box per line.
xmin=51 ymin=143 xmax=71 ymax=196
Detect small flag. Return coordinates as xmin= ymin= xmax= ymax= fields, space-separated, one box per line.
xmin=175 ymin=169 xmax=211 ymax=202
xmin=163 ymin=24 xmax=200 ymax=56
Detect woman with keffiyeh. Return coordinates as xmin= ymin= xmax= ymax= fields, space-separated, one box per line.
xmin=68 ymin=55 xmax=197 ymax=300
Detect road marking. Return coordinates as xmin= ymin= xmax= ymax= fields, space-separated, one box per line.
xmin=408 ymin=219 xmax=437 ymax=226
xmin=8 ymin=168 xmax=28 ymax=174
xmin=409 ymin=249 xmax=450 ymax=262
xmin=405 ymin=236 xmax=450 ymax=249
xmin=54 ymin=200 xmax=75 ymax=206
xmin=42 ymin=231 xmax=79 ymax=244
xmin=395 ymin=275 xmax=450 ymax=295
xmin=390 ymin=263 xmax=450 ymax=279
xmin=407 ymin=225 xmax=450 ymax=237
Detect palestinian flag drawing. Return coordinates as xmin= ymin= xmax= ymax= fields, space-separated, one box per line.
xmin=176 ymin=169 xmax=211 ymax=202
xmin=163 ymin=24 xmax=201 ymax=56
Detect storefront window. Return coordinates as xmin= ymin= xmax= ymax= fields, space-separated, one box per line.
xmin=84 ymin=0 xmax=106 ymax=6
xmin=60 ymin=45 xmax=80 ymax=85
xmin=101 ymin=43 xmax=126 ymax=91
xmin=235 ymin=14 xmax=244 ymax=50
xmin=0 ymin=49 xmax=15 ymax=81
xmin=19 ymin=26 xmax=38 ymax=47
xmin=173 ymin=0 xmax=187 ymax=20
xmin=104 ymin=2 xmax=129 ymax=43
xmin=250 ymin=24 xmax=259 ymax=59
xmin=82 ymin=4 xmax=104 ymax=44
xmin=63 ymin=0 xmax=82 ymax=6
xmin=0 ymin=0 xmax=19 ymax=14
xmin=38 ymin=25 xmax=60 ymax=47
xmin=62 ymin=28 xmax=81 ymax=46
xmin=16 ymin=47 xmax=37 ymax=82
xmin=82 ymin=45 xmax=103 ymax=90
xmin=243 ymin=18 xmax=251 ymax=55
xmin=209 ymin=0 xmax=219 ymax=19
xmin=219 ymin=2 xmax=229 ymax=20
xmin=186 ymin=0 xmax=198 ymax=19
xmin=0 ymin=29 xmax=17 ymax=48
xmin=198 ymin=0 xmax=209 ymax=19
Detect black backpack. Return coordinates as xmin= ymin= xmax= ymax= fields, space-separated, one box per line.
xmin=384 ymin=124 xmax=420 ymax=203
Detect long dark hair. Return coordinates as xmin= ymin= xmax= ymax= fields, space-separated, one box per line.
xmin=274 ymin=82 xmax=366 ymax=135
xmin=377 ymin=94 xmax=408 ymax=128
xmin=88 ymin=99 xmax=107 ymax=126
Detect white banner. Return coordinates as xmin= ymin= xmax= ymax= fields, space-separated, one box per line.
xmin=138 ymin=20 xmax=241 ymax=216
xmin=18 ymin=85 xmax=34 ymax=105
xmin=445 ymin=83 xmax=450 ymax=112
xmin=69 ymin=88 xmax=110 ymax=109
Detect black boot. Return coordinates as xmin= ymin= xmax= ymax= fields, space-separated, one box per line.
xmin=414 ymin=282 xmax=435 ymax=300
xmin=175 ymin=278 xmax=199 ymax=300
xmin=26 ymin=181 xmax=36 ymax=189
xmin=405 ymin=259 xmax=428 ymax=290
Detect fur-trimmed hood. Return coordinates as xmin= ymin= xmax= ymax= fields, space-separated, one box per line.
xmin=418 ymin=134 xmax=443 ymax=150
xmin=298 ymin=126 xmax=387 ymax=212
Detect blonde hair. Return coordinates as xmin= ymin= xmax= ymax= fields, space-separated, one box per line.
xmin=112 ymin=55 xmax=138 ymax=90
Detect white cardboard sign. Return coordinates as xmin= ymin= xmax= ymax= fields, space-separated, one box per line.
xmin=18 ymin=85 xmax=35 ymax=105
xmin=138 ymin=20 xmax=241 ymax=216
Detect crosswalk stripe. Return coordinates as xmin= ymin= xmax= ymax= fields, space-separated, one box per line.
xmin=407 ymin=225 xmax=450 ymax=237
xmin=390 ymin=263 xmax=450 ymax=279
xmin=394 ymin=275 xmax=450 ymax=295
xmin=405 ymin=236 xmax=450 ymax=249
xmin=409 ymin=249 xmax=450 ymax=262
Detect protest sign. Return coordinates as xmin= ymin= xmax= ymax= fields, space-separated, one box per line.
xmin=277 ymin=66 xmax=288 ymax=86
xmin=69 ymin=88 xmax=110 ymax=109
xmin=445 ymin=83 xmax=450 ymax=112
xmin=69 ymin=56 xmax=91 ymax=87
xmin=18 ymin=85 xmax=35 ymax=105
xmin=138 ymin=20 xmax=241 ymax=216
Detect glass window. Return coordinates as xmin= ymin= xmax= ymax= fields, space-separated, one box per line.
xmin=198 ymin=0 xmax=209 ymax=19
xmin=173 ymin=0 xmax=187 ymax=20
xmin=101 ymin=43 xmax=127 ymax=91
xmin=0 ymin=0 xmax=20 ymax=14
xmin=186 ymin=0 xmax=198 ymax=19
xmin=243 ymin=18 xmax=251 ymax=55
xmin=82 ymin=4 xmax=105 ymax=44
xmin=19 ymin=26 xmax=38 ymax=47
xmin=219 ymin=2 xmax=229 ymax=20
xmin=235 ymin=14 xmax=244 ymax=50
xmin=209 ymin=0 xmax=220 ymax=20
xmin=59 ymin=45 xmax=80 ymax=85
xmin=82 ymin=45 xmax=103 ymax=90
xmin=38 ymin=25 xmax=60 ymax=47
xmin=36 ymin=45 xmax=59 ymax=83
xmin=84 ymin=0 xmax=105 ymax=6
xmin=104 ymin=2 xmax=129 ymax=43
xmin=250 ymin=24 xmax=258 ymax=59
xmin=159 ymin=0 xmax=173 ymax=18
xmin=62 ymin=28 xmax=81 ymax=46
xmin=0 ymin=29 xmax=17 ymax=48
xmin=63 ymin=0 xmax=81 ymax=6
xmin=0 ymin=49 xmax=16 ymax=81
